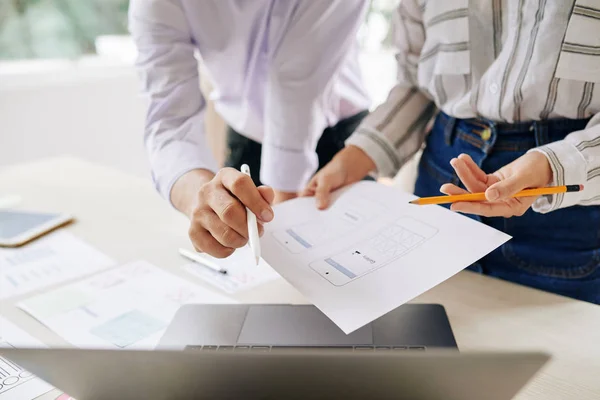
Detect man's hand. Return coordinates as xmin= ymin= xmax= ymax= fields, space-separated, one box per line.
xmin=172 ymin=168 xmax=274 ymax=258
xmin=301 ymin=145 xmax=376 ymax=209
xmin=273 ymin=190 xmax=298 ymax=204
xmin=440 ymin=152 xmax=553 ymax=217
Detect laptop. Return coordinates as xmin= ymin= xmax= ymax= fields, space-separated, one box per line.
xmin=157 ymin=304 xmax=458 ymax=351
xmin=0 ymin=347 xmax=549 ymax=400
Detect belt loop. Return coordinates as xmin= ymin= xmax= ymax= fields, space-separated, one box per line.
xmin=474 ymin=117 xmax=498 ymax=155
xmin=533 ymin=122 xmax=549 ymax=147
xmin=443 ymin=114 xmax=457 ymax=145
xmin=483 ymin=121 xmax=498 ymax=155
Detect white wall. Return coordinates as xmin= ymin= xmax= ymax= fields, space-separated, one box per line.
xmin=0 ymin=60 xmax=149 ymax=177
xmin=0 ymin=50 xmax=417 ymax=192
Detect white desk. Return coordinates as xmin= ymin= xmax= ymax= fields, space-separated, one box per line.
xmin=1 ymin=157 xmax=599 ymax=400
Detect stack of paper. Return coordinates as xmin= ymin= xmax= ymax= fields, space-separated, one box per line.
xmin=18 ymin=261 xmax=236 ymax=349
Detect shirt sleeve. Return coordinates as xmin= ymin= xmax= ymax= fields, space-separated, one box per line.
xmin=345 ymin=0 xmax=436 ymax=178
xmin=129 ymin=0 xmax=218 ymax=202
xmin=529 ymin=113 xmax=600 ymax=212
xmin=262 ymin=0 xmax=368 ymax=192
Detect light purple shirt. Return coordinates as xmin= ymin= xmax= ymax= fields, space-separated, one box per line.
xmin=129 ymin=0 xmax=370 ymax=199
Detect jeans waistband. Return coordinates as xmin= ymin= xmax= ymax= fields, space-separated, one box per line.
xmin=437 ymin=111 xmax=591 ymax=153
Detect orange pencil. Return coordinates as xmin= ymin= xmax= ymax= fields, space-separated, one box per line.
xmin=409 ymin=185 xmax=584 ymax=206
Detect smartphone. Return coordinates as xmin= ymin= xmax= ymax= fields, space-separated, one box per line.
xmin=0 ymin=210 xmax=73 ymax=247
xmin=309 ymin=217 xmax=438 ymax=286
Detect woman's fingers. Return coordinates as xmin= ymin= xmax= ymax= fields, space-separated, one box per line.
xmin=450 ymin=157 xmax=489 ymax=193
xmin=440 ymin=183 xmax=470 ymax=196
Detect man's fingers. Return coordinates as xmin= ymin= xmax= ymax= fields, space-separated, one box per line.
xmin=440 ymin=183 xmax=469 ymax=195
xmin=314 ymin=176 xmax=333 ymax=210
xmin=257 ymin=186 xmax=275 ymax=205
xmin=301 ymin=187 xmax=316 ymax=197
xmin=486 ymin=174 xmax=527 ymax=201
xmin=219 ymin=169 xmax=274 ymax=223
xmin=201 ymin=212 xmax=247 ymax=249
xmin=450 ymin=157 xmax=488 ymax=193
xmin=258 ymin=221 xmax=265 ymax=237
xmin=188 ymin=224 xmax=235 ymax=258
xmin=205 ymin=187 xmax=249 ymax=238
xmin=300 ymin=178 xmax=318 ymax=197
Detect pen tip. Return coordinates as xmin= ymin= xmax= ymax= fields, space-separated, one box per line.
xmin=255 ymin=256 xmax=260 ymax=265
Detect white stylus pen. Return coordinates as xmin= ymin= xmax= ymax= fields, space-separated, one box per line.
xmin=241 ymin=164 xmax=261 ymax=265
xmin=179 ymin=248 xmax=227 ymax=275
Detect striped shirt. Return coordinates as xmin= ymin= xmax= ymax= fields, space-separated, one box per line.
xmin=347 ymin=0 xmax=600 ymax=212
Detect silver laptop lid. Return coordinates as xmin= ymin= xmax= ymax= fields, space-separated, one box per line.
xmin=0 ymin=348 xmax=549 ymax=400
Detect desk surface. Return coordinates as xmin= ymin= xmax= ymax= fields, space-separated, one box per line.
xmin=1 ymin=157 xmax=599 ymax=400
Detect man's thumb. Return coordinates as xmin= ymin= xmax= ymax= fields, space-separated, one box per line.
xmin=486 ymin=175 xmax=526 ymax=201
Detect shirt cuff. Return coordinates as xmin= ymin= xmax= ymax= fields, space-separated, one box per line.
xmin=149 ymin=140 xmax=219 ymax=206
xmin=345 ymin=126 xmax=401 ymax=178
xmin=528 ymin=141 xmax=588 ymax=213
xmin=260 ymin=143 xmax=318 ymax=192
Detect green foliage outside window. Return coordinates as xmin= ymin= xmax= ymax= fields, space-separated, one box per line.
xmin=0 ymin=0 xmax=128 ymax=60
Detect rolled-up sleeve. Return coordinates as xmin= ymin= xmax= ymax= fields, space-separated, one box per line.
xmin=263 ymin=0 xmax=368 ymax=192
xmin=129 ymin=0 xmax=218 ymax=202
xmin=346 ymin=0 xmax=435 ymax=178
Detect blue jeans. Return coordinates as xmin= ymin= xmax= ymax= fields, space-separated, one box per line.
xmin=415 ymin=112 xmax=600 ymax=304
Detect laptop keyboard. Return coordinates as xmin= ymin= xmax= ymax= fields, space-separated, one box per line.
xmin=184 ymin=345 xmax=426 ymax=352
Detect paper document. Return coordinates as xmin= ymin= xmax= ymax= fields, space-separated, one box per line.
xmin=0 ymin=231 xmax=115 ymax=299
xmin=18 ymin=261 xmax=235 ymax=349
xmin=182 ymin=246 xmax=281 ymax=293
xmin=262 ymin=182 xmax=511 ymax=333
xmin=0 ymin=316 xmax=54 ymax=400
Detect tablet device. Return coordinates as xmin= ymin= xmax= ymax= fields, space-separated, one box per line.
xmin=0 ymin=210 xmax=73 ymax=247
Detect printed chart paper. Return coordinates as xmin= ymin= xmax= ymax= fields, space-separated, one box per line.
xmin=18 ymin=261 xmax=235 ymax=349
xmin=182 ymin=245 xmax=281 ymax=293
xmin=0 ymin=316 xmax=54 ymax=400
xmin=0 ymin=231 xmax=115 ymax=299
xmin=262 ymin=182 xmax=511 ymax=333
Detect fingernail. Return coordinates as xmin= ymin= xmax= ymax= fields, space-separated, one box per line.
xmin=487 ymin=188 xmax=499 ymax=201
xmin=261 ymin=209 xmax=273 ymax=222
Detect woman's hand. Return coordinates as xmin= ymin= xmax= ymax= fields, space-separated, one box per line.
xmin=440 ymin=152 xmax=552 ymax=217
